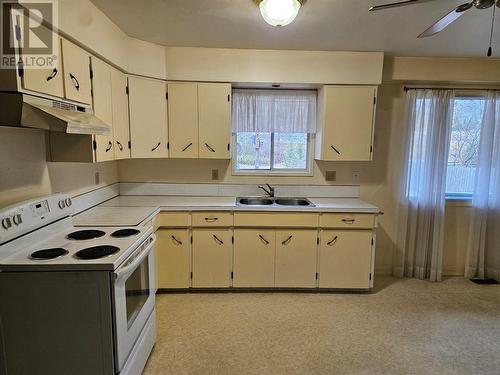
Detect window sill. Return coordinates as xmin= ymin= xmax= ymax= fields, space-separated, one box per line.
xmin=445 ymin=198 xmax=472 ymax=208
xmin=232 ymin=170 xmax=314 ymax=177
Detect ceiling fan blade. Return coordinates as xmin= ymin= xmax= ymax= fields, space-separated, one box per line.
xmin=369 ymin=0 xmax=435 ymax=11
xmin=418 ymin=2 xmax=473 ymax=38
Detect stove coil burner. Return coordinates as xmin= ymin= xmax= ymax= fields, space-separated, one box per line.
xmin=31 ymin=248 xmax=69 ymax=260
xmin=67 ymin=230 xmax=106 ymax=241
xmin=75 ymin=245 xmax=120 ymax=260
xmin=111 ymin=229 xmax=140 ymax=238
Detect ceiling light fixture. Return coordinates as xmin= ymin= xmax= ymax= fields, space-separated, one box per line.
xmin=254 ymin=0 xmax=305 ymax=27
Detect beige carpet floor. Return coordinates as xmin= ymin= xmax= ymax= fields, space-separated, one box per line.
xmin=143 ymin=277 xmax=500 ymax=375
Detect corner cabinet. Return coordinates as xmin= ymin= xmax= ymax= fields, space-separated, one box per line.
xmin=315 ymin=85 xmax=377 ymax=161
xmin=128 ymin=76 xmax=168 ymax=158
xmin=167 ymin=82 xmax=231 ymax=159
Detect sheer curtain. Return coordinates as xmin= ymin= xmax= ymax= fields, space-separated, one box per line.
xmin=394 ymin=89 xmax=455 ymax=282
xmin=232 ymin=90 xmax=317 ymax=133
xmin=465 ymin=91 xmax=500 ymax=281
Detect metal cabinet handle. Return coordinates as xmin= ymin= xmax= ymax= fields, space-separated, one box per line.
xmin=330 ymin=145 xmax=341 ymax=155
xmin=46 ymin=68 xmax=58 ymax=81
xmin=281 ymin=235 xmax=293 ymax=245
xmin=205 ymin=217 xmax=218 ymax=222
xmin=213 ymin=235 xmax=224 ymax=245
xmin=205 ymin=143 xmax=216 ymax=152
xmin=116 ymin=141 xmax=123 ymax=151
xmin=69 ymin=73 xmax=80 ymax=91
xmin=105 ymin=141 xmax=112 ymax=152
xmin=259 ymin=235 xmax=270 ymax=245
xmin=151 ymin=142 xmax=161 ymax=151
xmin=171 ymin=235 xmax=183 ymax=245
xmin=342 ymin=219 xmax=355 ymax=224
xmin=182 ymin=142 xmax=193 ymax=152
xmin=327 ymin=236 xmax=338 ymax=246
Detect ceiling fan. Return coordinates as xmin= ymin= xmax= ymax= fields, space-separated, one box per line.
xmin=369 ymin=0 xmax=499 ymax=55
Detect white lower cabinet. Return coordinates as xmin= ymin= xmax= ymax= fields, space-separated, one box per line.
xmin=233 ymin=229 xmax=275 ymax=288
xmin=192 ymin=229 xmax=232 ymax=288
xmin=318 ymin=230 xmax=373 ymax=289
xmin=275 ymin=230 xmax=318 ymax=288
xmin=156 ymin=229 xmax=191 ymax=289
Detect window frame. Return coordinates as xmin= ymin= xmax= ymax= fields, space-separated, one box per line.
xmin=231 ymin=132 xmax=315 ymax=176
xmin=445 ymin=91 xmax=486 ymax=201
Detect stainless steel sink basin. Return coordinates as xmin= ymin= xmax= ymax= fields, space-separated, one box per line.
xmin=237 ymin=197 xmax=314 ymax=207
xmin=274 ymin=198 xmax=312 ymax=206
xmin=237 ymin=197 xmax=274 ymax=206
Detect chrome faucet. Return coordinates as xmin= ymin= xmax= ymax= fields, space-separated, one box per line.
xmin=258 ymin=184 xmax=275 ymax=197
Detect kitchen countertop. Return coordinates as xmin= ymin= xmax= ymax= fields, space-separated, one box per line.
xmin=73 ymin=195 xmax=381 ymax=227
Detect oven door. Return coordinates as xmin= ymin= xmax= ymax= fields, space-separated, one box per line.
xmin=113 ymin=234 xmax=156 ymax=372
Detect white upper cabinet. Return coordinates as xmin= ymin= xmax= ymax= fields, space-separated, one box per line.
xmin=128 ymin=76 xmax=168 ymax=159
xmin=111 ymin=68 xmax=131 ymax=160
xmin=61 ymin=39 xmax=92 ymax=104
xmin=90 ymin=57 xmax=114 ymax=162
xmin=167 ymin=83 xmax=199 ymax=158
xmin=167 ymin=82 xmax=232 ymax=159
xmin=315 ymin=86 xmax=377 ymax=161
xmin=198 ymin=83 xmax=231 ymax=159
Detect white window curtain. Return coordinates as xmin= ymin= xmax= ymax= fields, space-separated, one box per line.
xmin=394 ymin=89 xmax=455 ymax=282
xmin=465 ymin=91 xmax=500 ymax=281
xmin=231 ymin=89 xmax=317 ymax=134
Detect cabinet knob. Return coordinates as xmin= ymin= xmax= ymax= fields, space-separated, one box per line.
xmin=69 ymin=73 xmax=80 ymax=91
xmin=342 ymin=219 xmax=355 ymax=224
xmin=116 ymin=141 xmax=124 ymax=151
xmin=327 ymin=236 xmax=338 ymax=246
xmin=281 ymin=235 xmax=293 ymax=245
xmin=213 ymin=235 xmax=224 ymax=245
xmin=46 ymin=68 xmax=58 ymax=81
xmin=259 ymin=235 xmax=270 ymax=245
xmin=330 ymin=145 xmax=341 ymax=155
xmin=182 ymin=142 xmax=193 ymax=152
xmin=205 ymin=143 xmax=216 ymax=153
xmin=171 ymin=235 xmax=183 ymax=245
xmin=105 ymin=141 xmax=112 ymax=152
xmin=204 ymin=217 xmax=218 ymax=223
xmin=151 ymin=142 xmax=161 ymax=151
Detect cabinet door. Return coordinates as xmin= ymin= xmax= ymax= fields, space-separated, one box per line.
xmin=21 ymin=28 xmax=64 ymax=98
xmin=275 ymin=230 xmax=317 ymax=288
xmin=156 ymin=229 xmax=191 ymax=289
xmin=319 ymin=86 xmax=376 ymax=161
xmin=198 ymin=83 xmax=231 ymax=159
xmin=111 ymin=68 xmax=130 ymax=159
xmin=128 ymin=77 xmax=168 ymax=158
xmin=192 ymin=229 xmax=232 ymax=288
xmin=233 ymin=229 xmax=275 ymax=287
xmin=168 ymin=83 xmax=199 ymax=158
xmin=90 ymin=57 xmax=114 ymax=162
xmin=319 ymin=230 xmax=372 ymax=289
xmin=61 ymin=39 xmax=92 ymax=104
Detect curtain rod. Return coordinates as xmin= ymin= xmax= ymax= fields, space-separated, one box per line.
xmin=403 ymin=86 xmax=499 ymax=92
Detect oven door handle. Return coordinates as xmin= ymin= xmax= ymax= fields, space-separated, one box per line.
xmin=114 ymin=235 xmax=156 ymax=280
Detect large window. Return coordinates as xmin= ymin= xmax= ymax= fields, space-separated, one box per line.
xmin=446 ymin=96 xmax=485 ymax=199
xmin=232 ymin=90 xmax=316 ymax=174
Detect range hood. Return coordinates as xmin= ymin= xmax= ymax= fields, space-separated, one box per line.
xmin=0 ymin=92 xmax=110 ymax=135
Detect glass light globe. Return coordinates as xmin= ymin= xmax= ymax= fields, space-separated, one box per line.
xmin=259 ymin=0 xmax=301 ymax=27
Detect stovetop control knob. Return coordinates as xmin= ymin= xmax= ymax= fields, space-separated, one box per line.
xmin=1 ymin=218 xmax=12 ymax=230
xmin=12 ymin=214 xmax=22 ymax=226
xmin=65 ymin=198 xmax=72 ymax=207
xmin=58 ymin=200 xmax=66 ymax=209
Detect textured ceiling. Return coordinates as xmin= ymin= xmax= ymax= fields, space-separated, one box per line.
xmin=90 ymin=0 xmax=500 ymax=57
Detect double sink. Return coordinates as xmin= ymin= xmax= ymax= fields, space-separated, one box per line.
xmin=237 ymin=197 xmax=315 ymax=207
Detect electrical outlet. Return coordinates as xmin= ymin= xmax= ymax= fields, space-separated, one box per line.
xmin=352 ymin=171 xmax=360 ymax=184
xmin=94 ymin=172 xmax=100 ymax=185
xmin=211 ymin=169 xmax=219 ymax=180
xmin=325 ymin=171 xmax=336 ymax=181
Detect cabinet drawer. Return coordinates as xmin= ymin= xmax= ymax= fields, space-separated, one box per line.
xmin=320 ymin=213 xmax=374 ymax=229
xmin=156 ymin=212 xmax=191 ymax=227
xmin=192 ymin=212 xmax=233 ymax=227
xmin=234 ymin=213 xmax=318 ymax=228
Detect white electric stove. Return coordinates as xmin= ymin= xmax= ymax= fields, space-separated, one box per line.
xmin=0 ymin=194 xmax=157 ymax=375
